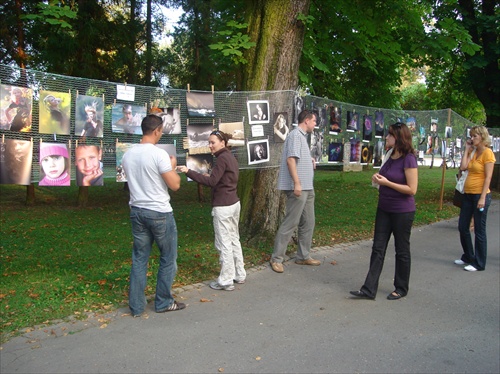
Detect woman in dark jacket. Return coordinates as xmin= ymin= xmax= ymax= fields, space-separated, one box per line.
xmin=177 ymin=131 xmax=246 ymax=291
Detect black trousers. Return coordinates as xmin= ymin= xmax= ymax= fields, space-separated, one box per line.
xmin=361 ymin=208 xmax=415 ymax=298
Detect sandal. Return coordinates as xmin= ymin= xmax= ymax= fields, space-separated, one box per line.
xmin=387 ymin=291 xmax=403 ymax=300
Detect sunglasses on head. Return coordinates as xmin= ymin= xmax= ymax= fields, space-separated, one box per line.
xmin=210 ymin=130 xmax=223 ymax=139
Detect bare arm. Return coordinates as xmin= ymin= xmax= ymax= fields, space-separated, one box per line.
xmin=287 ymin=157 xmax=301 ymax=196
xmin=477 ymin=162 xmax=494 ymax=209
xmin=161 ymin=155 xmax=181 ymax=191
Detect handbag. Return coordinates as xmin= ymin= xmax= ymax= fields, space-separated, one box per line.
xmin=453 ymin=149 xmax=475 ymax=207
xmin=455 ymin=170 xmax=468 ymax=194
xmin=453 ymin=188 xmax=464 ymax=208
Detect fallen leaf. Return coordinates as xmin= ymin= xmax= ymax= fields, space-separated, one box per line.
xmin=100 ymin=324 xmax=108 ymax=329
xmin=218 ymin=368 xmax=224 ymax=373
xmin=330 ymin=260 xmax=337 ymax=265
xmin=256 ymin=356 xmax=261 ymax=361
xmin=200 ymin=298 xmax=213 ymax=302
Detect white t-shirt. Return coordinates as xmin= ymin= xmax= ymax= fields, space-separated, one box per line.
xmin=122 ymin=143 xmax=173 ymax=213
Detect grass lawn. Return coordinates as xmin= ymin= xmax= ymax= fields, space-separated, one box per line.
xmin=0 ymin=166 xmax=489 ymax=341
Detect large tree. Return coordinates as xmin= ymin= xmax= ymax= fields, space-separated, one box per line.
xmin=426 ymin=0 xmax=500 ymax=127
xmin=237 ymin=0 xmax=311 ymax=242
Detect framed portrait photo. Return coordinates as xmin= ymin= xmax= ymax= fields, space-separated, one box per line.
xmin=247 ymin=100 xmax=270 ymax=124
xmin=247 ymin=139 xmax=269 ymax=164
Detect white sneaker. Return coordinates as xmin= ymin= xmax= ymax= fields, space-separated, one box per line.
xmin=464 ymin=265 xmax=477 ymax=272
xmin=209 ymin=281 xmax=235 ymax=291
xmin=454 ymin=259 xmax=467 ymax=265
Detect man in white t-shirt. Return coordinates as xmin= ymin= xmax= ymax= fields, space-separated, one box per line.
xmin=122 ymin=114 xmax=184 ymax=316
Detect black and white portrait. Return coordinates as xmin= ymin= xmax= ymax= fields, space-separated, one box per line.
xmin=247 ymin=100 xmax=270 ymax=124
xmin=273 ymin=112 xmax=289 ymax=143
xmin=247 ymin=139 xmax=269 ymax=164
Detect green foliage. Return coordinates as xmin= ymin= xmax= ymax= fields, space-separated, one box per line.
xmin=22 ymin=3 xmax=77 ymax=29
xmin=209 ymin=21 xmax=255 ymax=65
xmin=298 ymin=0 xmax=428 ymax=108
xmin=424 ymin=0 xmax=500 ymax=127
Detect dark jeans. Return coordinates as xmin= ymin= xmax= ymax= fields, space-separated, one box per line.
xmin=361 ymin=209 xmax=415 ymax=298
xmin=458 ymin=193 xmax=491 ymax=270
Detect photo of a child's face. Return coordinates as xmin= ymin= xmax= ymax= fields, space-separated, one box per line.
xmin=75 ymin=146 xmax=101 ymax=176
xmin=75 ymin=145 xmax=103 ymax=186
xmin=41 ymin=155 xmax=66 ymax=179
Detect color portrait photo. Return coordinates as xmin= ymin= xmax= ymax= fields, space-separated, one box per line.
xmin=75 ymin=144 xmax=104 ymax=186
xmin=75 ymin=95 xmax=104 ymax=137
xmin=0 ymin=138 xmax=33 ymax=185
xmin=39 ymin=142 xmax=71 ymax=186
xmin=111 ymin=104 xmax=145 ymax=135
xmin=39 ymin=90 xmax=71 ymax=135
xmin=0 ymin=85 xmax=33 ymax=132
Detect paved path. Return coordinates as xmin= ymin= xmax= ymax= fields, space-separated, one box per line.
xmin=1 ymin=201 xmax=499 ymax=373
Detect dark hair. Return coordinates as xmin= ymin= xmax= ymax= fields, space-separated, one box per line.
xmin=210 ymin=130 xmax=228 ymax=146
xmin=388 ymin=122 xmax=414 ymax=156
xmin=297 ymin=109 xmax=315 ymax=124
xmin=141 ymin=114 xmax=163 ymax=135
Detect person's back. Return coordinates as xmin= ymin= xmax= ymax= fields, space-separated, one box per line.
xmin=123 ymin=144 xmax=174 ymax=212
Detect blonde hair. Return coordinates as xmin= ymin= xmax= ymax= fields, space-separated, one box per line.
xmin=470 ymin=126 xmax=491 ymax=147
xmin=84 ymin=101 xmax=98 ymax=114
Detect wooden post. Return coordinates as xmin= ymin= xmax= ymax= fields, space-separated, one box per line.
xmin=26 ymin=184 xmax=35 ymax=205
xmin=439 ymin=108 xmax=452 ymax=210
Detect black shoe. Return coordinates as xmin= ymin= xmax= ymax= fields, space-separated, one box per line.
xmin=349 ymin=290 xmax=375 ymax=300
xmin=387 ymin=291 xmax=404 ymax=300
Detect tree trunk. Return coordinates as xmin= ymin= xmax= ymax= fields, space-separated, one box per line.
xmin=127 ymin=0 xmax=138 ymax=83
xmin=78 ymin=186 xmax=89 ymax=207
xmin=239 ymin=0 xmax=311 ymax=243
xmin=14 ymin=0 xmax=27 ymax=68
xmin=145 ymin=0 xmax=152 ymax=83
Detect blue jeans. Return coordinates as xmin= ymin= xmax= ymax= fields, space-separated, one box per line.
xmin=361 ymin=209 xmax=415 ymax=298
xmin=129 ymin=207 xmax=178 ymax=315
xmin=458 ymin=193 xmax=491 ymax=270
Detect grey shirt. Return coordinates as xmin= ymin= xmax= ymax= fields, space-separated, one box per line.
xmin=277 ymin=126 xmax=314 ymax=191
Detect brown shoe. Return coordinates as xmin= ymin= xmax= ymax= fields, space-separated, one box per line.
xmin=295 ymin=258 xmax=321 ymax=266
xmin=270 ymin=261 xmax=284 ymax=273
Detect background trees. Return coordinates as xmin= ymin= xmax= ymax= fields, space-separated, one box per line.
xmin=2 ymin=0 xmax=497 ymax=127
